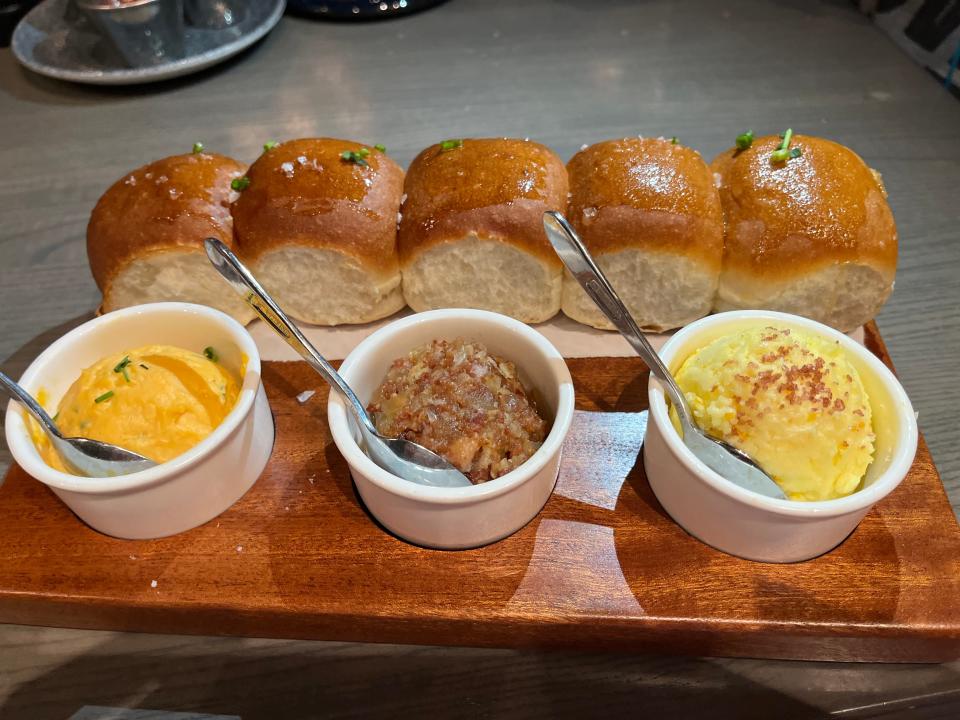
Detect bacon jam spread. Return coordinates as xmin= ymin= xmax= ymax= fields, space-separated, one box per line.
xmin=368 ymin=339 xmax=548 ymax=483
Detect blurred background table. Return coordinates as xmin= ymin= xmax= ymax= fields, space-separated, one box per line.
xmin=1 ymin=0 xmax=958 ymax=717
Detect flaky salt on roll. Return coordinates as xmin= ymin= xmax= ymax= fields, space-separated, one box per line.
xmin=562 ymin=137 xmax=724 ymax=331
xmin=398 ymin=138 xmax=569 ymax=323
xmin=711 ymin=132 xmax=897 ymax=332
xmin=87 ymin=149 xmax=256 ymax=324
xmin=231 ymin=138 xmax=405 ymax=325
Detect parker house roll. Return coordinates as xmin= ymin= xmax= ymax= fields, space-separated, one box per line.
xmin=711 ymin=133 xmax=897 ymax=332
xmin=87 ymin=151 xmax=256 ymax=324
xmin=562 ymin=137 xmax=724 ymax=331
xmin=231 ymin=137 xmax=405 ymax=325
xmin=398 ymin=138 xmax=569 ymax=323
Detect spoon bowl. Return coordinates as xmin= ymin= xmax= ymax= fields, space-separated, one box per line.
xmin=203 ymin=238 xmax=472 ymax=489
xmin=542 ymin=210 xmax=786 ymax=500
xmin=0 ymin=370 xmax=156 ymax=478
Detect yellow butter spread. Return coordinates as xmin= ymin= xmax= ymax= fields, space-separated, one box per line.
xmin=36 ymin=345 xmax=239 ymax=471
xmin=672 ymin=326 xmax=875 ymax=501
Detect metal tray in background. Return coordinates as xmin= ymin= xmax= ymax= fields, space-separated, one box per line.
xmin=11 ymin=0 xmax=285 ymax=85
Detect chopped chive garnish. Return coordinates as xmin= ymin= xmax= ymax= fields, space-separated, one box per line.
xmin=670 ymin=136 xmax=678 ymax=144
xmin=340 ymin=150 xmax=369 ymax=167
xmin=374 ymin=143 xmax=387 ymax=152
xmin=263 ymin=140 xmax=279 ymax=151
xmin=770 ymin=128 xmax=796 ymax=163
xmin=94 ymin=391 xmax=114 ymax=404
xmin=735 ymin=130 xmax=754 ymax=151
xmin=192 ymin=142 xmax=204 ymax=154
xmin=114 ymin=356 xmax=132 ymax=383
xmin=204 ymin=346 xmax=219 ymax=362
xmin=358 ymin=147 xmax=370 ymax=157
xmin=52 ymin=411 xmax=59 ymax=423
xmin=231 ymin=176 xmax=250 ymax=191
xmin=789 ymin=146 xmax=802 ymax=159
xmin=440 ymin=139 xmax=463 ymax=152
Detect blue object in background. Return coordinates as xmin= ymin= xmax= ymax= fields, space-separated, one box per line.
xmin=871 ymin=0 xmax=960 ymax=93
xmin=288 ymin=0 xmax=449 ymax=20
xmin=947 ymin=39 xmax=960 ymax=87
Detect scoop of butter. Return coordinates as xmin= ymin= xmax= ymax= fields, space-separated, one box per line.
xmin=46 ymin=345 xmax=240 ymax=469
xmin=672 ymin=326 xmax=875 ymax=501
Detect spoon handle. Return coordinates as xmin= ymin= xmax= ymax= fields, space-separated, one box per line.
xmin=542 ymin=211 xmax=694 ymax=425
xmin=0 ymin=370 xmax=61 ymax=438
xmin=203 ymin=238 xmax=377 ymax=433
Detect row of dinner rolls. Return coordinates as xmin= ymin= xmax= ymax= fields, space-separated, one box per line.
xmin=87 ymin=133 xmax=898 ymax=333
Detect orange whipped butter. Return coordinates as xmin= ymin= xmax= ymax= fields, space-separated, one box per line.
xmin=33 ymin=345 xmax=240 ymax=472
xmin=671 ymin=326 xmax=875 ymax=501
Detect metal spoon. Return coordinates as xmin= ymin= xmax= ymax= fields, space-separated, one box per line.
xmin=0 ymin=370 xmax=156 ymax=478
xmin=542 ymin=211 xmax=787 ymax=500
xmin=203 ymin=238 xmax=473 ymax=489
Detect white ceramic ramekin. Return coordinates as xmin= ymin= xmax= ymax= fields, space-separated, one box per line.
xmin=4 ymin=302 xmax=274 ymax=539
xmin=328 ymin=308 xmax=575 ymax=550
xmin=645 ymin=310 xmax=918 ymax=563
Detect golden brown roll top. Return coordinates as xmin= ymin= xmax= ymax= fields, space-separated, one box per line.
xmin=87 ymin=151 xmax=255 ymax=324
xmin=398 ymin=138 xmax=569 ymax=323
xmin=231 ymin=137 xmax=405 ymax=325
xmin=563 ymin=137 xmax=724 ymax=331
xmin=711 ymin=134 xmax=897 ymax=332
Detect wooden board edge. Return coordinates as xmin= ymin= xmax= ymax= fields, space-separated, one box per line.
xmin=1 ymin=596 xmax=957 ymax=664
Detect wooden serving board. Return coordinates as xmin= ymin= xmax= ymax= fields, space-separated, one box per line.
xmin=0 ymin=323 xmax=957 ymax=662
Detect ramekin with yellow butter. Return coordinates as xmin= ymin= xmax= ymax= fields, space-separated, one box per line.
xmin=670 ymin=326 xmax=875 ymax=502
xmin=645 ymin=310 xmax=917 ymax=563
xmin=37 ymin=345 xmax=240 ymax=472
xmin=6 ymin=302 xmax=274 ymax=539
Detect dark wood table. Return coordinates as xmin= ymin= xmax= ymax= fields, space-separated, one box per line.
xmin=1 ymin=1 xmax=958 ymax=717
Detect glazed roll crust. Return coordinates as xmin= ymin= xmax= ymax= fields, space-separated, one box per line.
xmin=231 ymin=138 xmax=406 ymax=325
xmin=87 ymin=151 xmax=256 ymax=324
xmin=562 ymin=137 xmax=724 ymax=331
xmin=711 ymin=134 xmax=897 ymax=332
xmin=398 ymin=138 xmax=569 ymax=323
